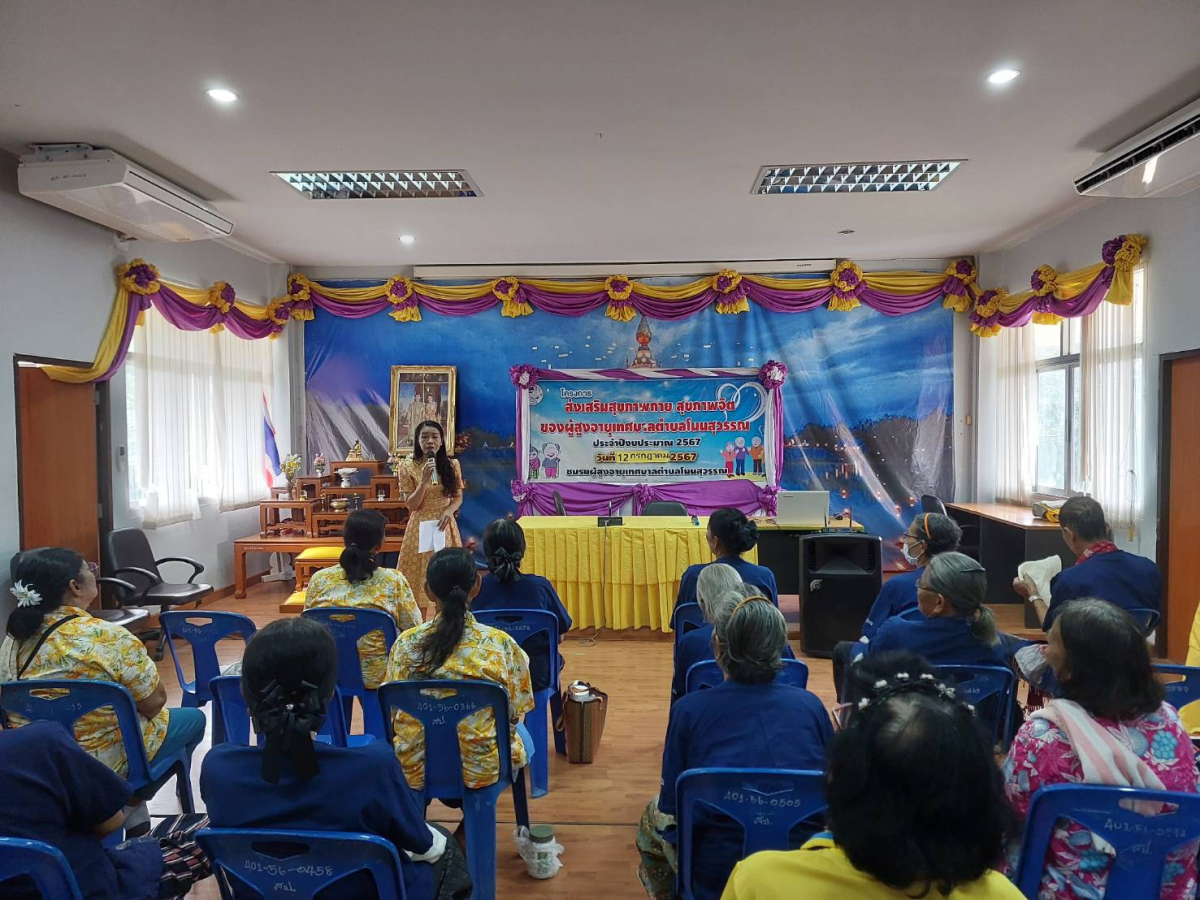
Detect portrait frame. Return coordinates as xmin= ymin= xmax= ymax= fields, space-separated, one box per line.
xmin=389 ymin=365 xmax=457 ymax=453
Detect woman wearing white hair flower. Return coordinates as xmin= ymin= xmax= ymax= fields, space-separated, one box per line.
xmin=1 ymin=547 xmax=206 ymax=829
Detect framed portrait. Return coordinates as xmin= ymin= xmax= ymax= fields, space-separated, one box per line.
xmin=389 ymin=365 xmax=457 ymax=452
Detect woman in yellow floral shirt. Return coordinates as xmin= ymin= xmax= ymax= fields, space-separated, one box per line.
xmin=305 ymin=509 xmax=422 ymax=689
xmin=385 ymin=547 xmax=534 ymax=791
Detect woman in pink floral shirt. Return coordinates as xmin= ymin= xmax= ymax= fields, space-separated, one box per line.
xmin=1003 ymin=600 xmax=1200 ymax=899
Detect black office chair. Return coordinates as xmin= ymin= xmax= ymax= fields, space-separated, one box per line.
xmin=553 ymin=490 xmax=567 ymax=516
xmin=920 ymin=495 xmax=980 ymax=560
xmin=642 ymin=501 xmax=689 ymax=516
xmin=105 ymin=528 xmax=212 ymax=659
xmin=9 ymin=549 xmax=150 ymax=630
xmin=920 ymin=495 xmax=947 ymax=515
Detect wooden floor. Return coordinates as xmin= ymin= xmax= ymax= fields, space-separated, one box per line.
xmin=154 ymin=583 xmax=1030 ymax=899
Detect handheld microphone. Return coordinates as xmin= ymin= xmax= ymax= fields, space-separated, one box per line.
xmin=431 ymin=461 xmax=438 ymax=485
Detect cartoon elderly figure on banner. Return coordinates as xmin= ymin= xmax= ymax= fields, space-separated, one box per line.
xmin=750 ymin=436 xmax=765 ymax=476
xmin=542 ymin=443 xmax=561 ymax=478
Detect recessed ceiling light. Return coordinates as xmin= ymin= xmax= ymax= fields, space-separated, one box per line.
xmin=399 ymin=234 xmax=415 ymax=245
xmin=273 ymin=170 xmax=480 ymax=199
xmin=752 ymin=160 xmax=963 ymax=194
xmin=986 ymin=68 xmax=1020 ymax=85
xmin=206 ymin=88 xmax=238 ymax=103
xmin=837 ymin=228 xmax=856 ymax=235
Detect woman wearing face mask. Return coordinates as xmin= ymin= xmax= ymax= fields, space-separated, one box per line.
xmin=397 ymin=420 xmax=463 ymax=609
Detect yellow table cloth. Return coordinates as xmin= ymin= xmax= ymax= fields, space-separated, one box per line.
xmin=519 ymin=516 xmax=757 ymax=632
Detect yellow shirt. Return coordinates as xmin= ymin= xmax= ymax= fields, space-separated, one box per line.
xmin=384 ymin=612 xmax=534 ymax=790
xmin=0 ymin=607 xmax=168 ymax=777
xmin=721 ymin=836 xmax=1023 ymax=900
xmin=304 ymin=565 xmax=421 ymax=689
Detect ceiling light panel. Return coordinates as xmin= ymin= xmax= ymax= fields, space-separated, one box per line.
xmin=272 ymin=170 xmax=480 ymax=199
xmin=752 ymin=161 xmax=963 ymax=194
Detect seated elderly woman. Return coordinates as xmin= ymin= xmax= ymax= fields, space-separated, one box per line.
xmin=675 ymin=507 xmax=779 ymax=611
xmin=723 ymin=652 xmax=1022 ymax=900
xmin=0 ymin=547 xmax=206 ymax=835
xmin=672 ymin=566 xmax=796 ymax=703
xmin=638 ymin=596 xmax=832 ymax=900
xmin=201 ymin=617 xmax=464 ymax=899
xmin=1002 ymin=600 xmax=1199 ymax=899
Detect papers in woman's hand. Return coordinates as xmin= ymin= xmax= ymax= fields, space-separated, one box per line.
xmin=419 ymin=519 xmax=447 ymax=553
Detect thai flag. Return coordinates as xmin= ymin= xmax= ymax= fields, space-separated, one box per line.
xmin=263 ymin=391 xmax=281 ymax=489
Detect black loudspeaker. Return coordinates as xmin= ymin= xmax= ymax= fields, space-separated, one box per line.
xmin=799 ymin=533 xmax=883 ymax=658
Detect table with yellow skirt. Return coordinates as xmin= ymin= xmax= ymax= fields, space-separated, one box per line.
xmin=519 ymin=516 xmax=758 ymax=632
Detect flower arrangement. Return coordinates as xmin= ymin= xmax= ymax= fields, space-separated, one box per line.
xmin=509 ymin=364 xmax=539 ymax=390
xmin=312 ymin=453 xmax=327 ymax=475
xmin=280 ymin=453 xmax=301 ymax=480
xmin=758 ymin=360 xmax=788 ymax=389
xmin=387 ymin=450 xmax=402 ymax=477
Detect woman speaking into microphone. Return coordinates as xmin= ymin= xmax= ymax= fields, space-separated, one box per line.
xmin=398 ymin=420 xmax=464 ymax=611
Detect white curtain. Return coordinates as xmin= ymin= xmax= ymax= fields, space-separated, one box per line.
xmin=128 ymin=311 xmax=272 ymax=527
xmin=995 ymin=323 xmax=1038 ymax=505
xmin=1081 ymin=271 xmax=1144 ymax=535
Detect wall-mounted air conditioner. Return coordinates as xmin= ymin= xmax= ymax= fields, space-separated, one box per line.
xmin=17 ymin=144 xmax=234 ymax=242
xmin=1075 ymin=97 xmax=1200 ymax=198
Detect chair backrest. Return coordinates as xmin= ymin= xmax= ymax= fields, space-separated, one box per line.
xmin=378 ymin=679 xmax=511 ymax=799
xmin=685 ymin=658 xmax=810 ymax=694
xmin=933 ymin=664 xmax=1017 ymax=749
xmin=1127 ymin=606 xmax=1161 ymax=635
xmin=1015 ymin=785 xmax=1200 ymax=897
xmin=672 ymin=603 xmax=706 ymax=639
xmin=197 ymin=828 xmax=407 ymax=899
xmin=1154 ymin=663 xmax=1200 ymax=710
xmin=919 ymin=494 xmax=948 ymax=515
xmin=210 ymin=674 xmax=350 ymax=749
xmin=0 ymin=679 xmax=152 ymax=785
xmin=106 ymin=528 xmax=159 ymax=589
xmin=0 ymin=837 xmax=84 ymax=900
xmin=552 ymin=490 xmax=567 ymax=516
xmin=472 ymin=609 xmax=560 ymax=695
xmin=160 ymin=610 xmax=256 ymax=702
xmin=301 ymin=608 xmax=399 ymax=695
xmin=676 ymin=768 xmax=826 ymax=900
xmin=643 ymin=500 xmax=689 ymax=516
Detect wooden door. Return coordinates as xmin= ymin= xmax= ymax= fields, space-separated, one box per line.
xmin=15 ymin=363 xmax=103 ymax=564
xmin=1164 ymin=354 xmax=1200 ymax=660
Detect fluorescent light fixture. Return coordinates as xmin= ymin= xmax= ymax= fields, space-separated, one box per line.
xmin=753 ymin=161 xmax=963 ymax=194
xmin=206 ymin=88 xmax=238 ymax=103
xmin=273 ymin=170 xmax=480 ymax=199
xmin=399 ymin=234 xmax=415 ymax=245
xmin=987 ymin=68 xmax=1020 ymax=85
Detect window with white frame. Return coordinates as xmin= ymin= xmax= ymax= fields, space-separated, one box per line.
xmin=1033 ymin=317 xmax=1082 ymax=497
xmin=126 ymin=309 xmax=274 ymax=527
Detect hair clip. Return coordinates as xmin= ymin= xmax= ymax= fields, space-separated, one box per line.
xmin=10 ymin=581 xmax=42 ymax=609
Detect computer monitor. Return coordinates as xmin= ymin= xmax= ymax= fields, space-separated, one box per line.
xmin=773 ymin=490 xmax=830 ymax=526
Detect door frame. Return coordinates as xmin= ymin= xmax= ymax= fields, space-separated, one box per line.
xmin=1156 ymin=347 xmax=1200 ymax=659
xmin=12 ymin=355 xmax=114 ymax=550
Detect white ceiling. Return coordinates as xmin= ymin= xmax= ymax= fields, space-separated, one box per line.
xmin=1 ymin=0 xmax=1198 ymax=268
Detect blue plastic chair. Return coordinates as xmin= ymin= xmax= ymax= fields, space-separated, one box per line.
xmin=1127 ymin=606 xmax=1162 ymax=635
xmin=160 ymin=610 xmax=256 ymax=708
xmin=672 ymin=603 xmax=706 ymax=639
xmin=934 ymin=664 xmax=1017 ymax=750
xmin=379 ymin=679 xmax=531 ymax=900
xmin=0 ymin=837 xmax=84 ymax=900
xmin=1155 ymin=663 xmax=1200 ymax=709
xmin=685 ymin=658 xmax=810 ymax=693
xmin=302 ymin=608 xmax=398 ymax=739
xmin=1015 ymin=784 xmax=1200 ymax=898
xmin=675 ymin=768 xmax=827 ymax=900
xmin=0 ymin=679 xmax=195 ymax=812
xmin=473 ymin=608 xmax=563 ymax=797
xmin=208 ymin=675 xmax=371 ymax=749
xmin=197 ymin=828 xmax=407 ymax=899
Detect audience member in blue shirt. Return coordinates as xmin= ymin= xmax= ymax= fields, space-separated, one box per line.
xmin=639 ymin=596 xmax=832 ymax=900
xmin=674 ymin=507 xmax=778 ymax=618
xmin=672 ymin=566 xmax=795 ymax=703
xmin=472 ymin=517 xmax=571 ymax=694
xmin=1012 ymin=496 xmax=1163 ymax=631
xmin=857 ymin=552 xmax=1006 ymax=668
xmin=201 ymin=617 xmax=450 ymax=900
xmin=832 ymin=513 xmax=962 ymax=699
xmin=0 ymin=721 xmax=168 ymax=900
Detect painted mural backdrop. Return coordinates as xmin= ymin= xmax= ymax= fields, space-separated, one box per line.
xmin=305 ymin=279 xmax=955 ymax=568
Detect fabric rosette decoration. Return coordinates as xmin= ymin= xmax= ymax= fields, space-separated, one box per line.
xmin=120 ymin=259 xmax=161 ymax=296
xmin=286 ymin=274 xmax=315 ymax=321
xmin=510 ymin=480 xmax=530 ymax=505
xmin=1103 ymin=233 xmax=1147 ymax=272
xmin=208 ymin=281 xmax=235 ymax=314
xmin=758 ymin=484 xmax=781 ymax=517
xmin=384 ymin=276 xmax=421 ymax=322
xmin=633 ymin=483 xmax=657 ymax=510
xmin=604 ymin=275 xmax=637 ymax=323
xmin=712 ymin=269 xmax=749 ymax=315
xmin=1029 ymin=265 xmax=1061 ymax=324
xmin=757 ymin=359 xmax=788 ymax=389
xmin=493 ymin=277 xmax=533 ymax=318
xmin=509 ymin=364 xmax=539 ymax=390
xmin=829 ymin=260 xmax=865 ymax=311
xmin=942 ymin=259 xmax=977 ymax=313
xmin=969 ymin=289 xmax=1006 ymax=337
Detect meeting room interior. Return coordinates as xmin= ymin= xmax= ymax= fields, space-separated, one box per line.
xmin=3 ymin=2 xmax=1200 ymax=899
